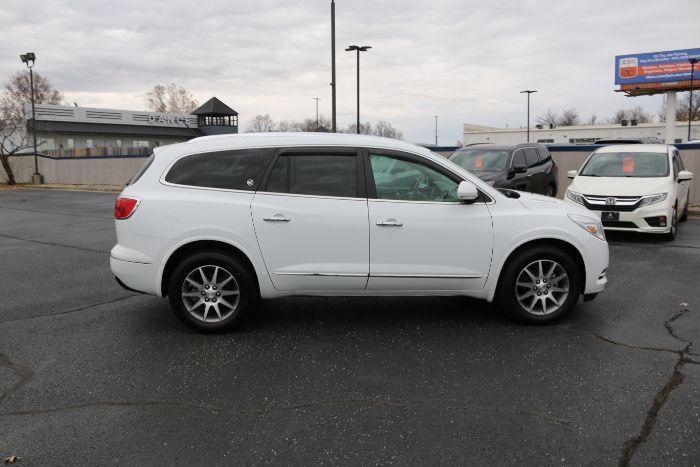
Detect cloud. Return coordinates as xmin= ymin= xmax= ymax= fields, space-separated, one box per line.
xmin=1 ymin=0 xmax=698 ymax=144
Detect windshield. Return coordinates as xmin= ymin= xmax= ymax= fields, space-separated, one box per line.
xmin=579 ymin=151 xmax=669 ymax=178
xmin=449 ymin=149 xmax=510 ymax=172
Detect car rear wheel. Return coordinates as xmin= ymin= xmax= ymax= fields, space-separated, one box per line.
xmin=168 ymin=251 xmax=257 ymax=332
xmin=497 ymin=246 xmax=582 ymax=324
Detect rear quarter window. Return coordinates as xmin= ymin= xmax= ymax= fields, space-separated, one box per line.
xmin=164 ymin=148 xmax=274 ymax=190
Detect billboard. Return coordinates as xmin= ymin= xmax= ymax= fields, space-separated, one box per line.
xmin=615 ymin=48 xmax=700 ymax=85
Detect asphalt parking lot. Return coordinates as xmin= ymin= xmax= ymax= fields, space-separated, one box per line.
xmin=0 ymin=188 xmax=698 ymax=465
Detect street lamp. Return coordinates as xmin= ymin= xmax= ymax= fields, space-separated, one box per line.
xmin=313 ymin=97 xmax=322 ymax=131
xmin=330 ymin=0 xmax=337 ymax=132
xmin=20 ymin=52 xmax=43 ymax=184
xmin=345 ymin=45 xmax=371 ymax=134
xmin=520 ymin=90 xmax=537 ymax=143
xmin=688 ymin=57 xmax=698 ymax=142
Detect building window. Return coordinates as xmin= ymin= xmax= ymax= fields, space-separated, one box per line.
xmin=133 ymin=140 xmax=150 ymax=147
xmin=537 ymin=139 xmax=554 ymax=143
xmin=45 ymin=138 xmax=56 ymax=150
xmin=569 ymin=138 xmax=597 ymax=144
xmin=675 ymin=139 xmax=682 ymax=144
xmin=66 ymin=138 xmax=74 ymax=148
xmin=115 ymin=139 xmax=122 ymax=147
xmin=86 ymin=139 xmax=93 ymax=148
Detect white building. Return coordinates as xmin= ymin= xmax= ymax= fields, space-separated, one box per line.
xmin=463 ymin=121 xmax=699 ymax=146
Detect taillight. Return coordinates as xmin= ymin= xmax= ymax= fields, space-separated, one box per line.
xmin=114 ymin=197 xmax=139 ymax=220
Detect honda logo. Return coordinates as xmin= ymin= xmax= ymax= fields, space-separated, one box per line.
xmin=606 ymin=197 xmax=616 ymax=206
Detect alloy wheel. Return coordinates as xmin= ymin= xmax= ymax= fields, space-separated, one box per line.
xmin=181 ymin=265 xmax=240 ymax=322
xmin=515 ymin=259 xmax=570 ymax=315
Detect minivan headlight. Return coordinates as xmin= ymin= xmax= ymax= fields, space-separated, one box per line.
xmin=638 ymin=193 xmax=667 ymax=207
xmin=568 ymin=213 xmax=605 ymax=241
xmin=567 ymin=190 xmax=584 ymax=205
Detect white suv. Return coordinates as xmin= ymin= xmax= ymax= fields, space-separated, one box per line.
xmin=111 ymin=133 xmax=608 ymax=332
xmin=565 ymin=144 xmax=693 ymax=240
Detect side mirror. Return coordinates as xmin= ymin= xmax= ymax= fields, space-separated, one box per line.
xmin=678 ymin=170 xmax=693 ymax=182
xmin=567 ymin=170 xmax=577 ymax=179
xmin=457 ymin=180 xmax=479 ymax=202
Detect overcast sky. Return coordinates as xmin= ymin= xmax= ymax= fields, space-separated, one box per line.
xmin=1 ymin=0 xmax=698 ymax=144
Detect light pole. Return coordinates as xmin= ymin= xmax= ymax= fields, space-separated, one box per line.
xmin=313 ymin=97 xmax=322 ymax=131
xmin=20 ymin=52 xmax=43 ymax=184
xmin=345 ymin=45 xmax=371 ymax=134
xmin=688 ymin=58 xmax=698 ymax=142
xmin=330 ymin=0 xmax=336 ymax=132
xmin=520 ymin=90 xmax=537 ymax=142
xmin=434 ymin=115 xmax=438 ymax=146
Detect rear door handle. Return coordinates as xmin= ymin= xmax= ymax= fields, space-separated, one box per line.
xmin=263 ymin=214 xmax=291 ymax=222
xmin=377 ymin=218 xmax=403 ymax=227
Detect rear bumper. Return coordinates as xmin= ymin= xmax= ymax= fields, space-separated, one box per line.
xmin=110 ymin=256 xmax=159 ymax=296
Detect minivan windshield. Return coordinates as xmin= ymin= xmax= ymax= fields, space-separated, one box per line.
xmin=449 ymin=149 xmax=510 ymax=172
xmin=579 ymin=151 xmax=669 ymax=178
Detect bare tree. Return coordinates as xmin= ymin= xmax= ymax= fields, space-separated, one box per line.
xmin=373 ymin=120 xmax=403 ymax=139
xmin=1 ymin=71 xmax=62 ymax=122
xmin=610 ymin=106 xmax=651 ymax=124
xmin=659 ymin=92 xmax=700 ymax=122
xmin=146 ymin=83 xmax=198 ymax=113
xmin=587 ymin=114 xmax=598 ymax=125
xmin=558 ymin=109 xmax=580 ymax=127
xmin=536 ymin=109 xmax=558 ymax=128
xmin=0 ymin=71 xmax=62 ymax=184
xmin=246 ymin=114 xmax=275 ymax=132
xmin=345 ymin=122 xmax=373 ymax=135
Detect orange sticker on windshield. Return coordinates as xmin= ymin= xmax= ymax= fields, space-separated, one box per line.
xmin=475 ymin=156 xmax=483 ymax=168
xmin=622 ymin=157 xmax=634 ymax=173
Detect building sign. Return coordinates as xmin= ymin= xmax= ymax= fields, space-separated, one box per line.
xmin=148 ymin=114 xmax=191 ymax=125
xmin=615 ymin=48 xmax=700 ymax=85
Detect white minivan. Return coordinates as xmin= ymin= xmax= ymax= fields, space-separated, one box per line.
xmin=565 ymin=144 xmax=693 ymax=240
xmin=111 ymin=133 xmax=608 ymax=332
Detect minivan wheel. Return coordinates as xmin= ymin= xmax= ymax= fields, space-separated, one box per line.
xmin=497 ymin=246 xmax=582 ymax=324
xmin=168 ymin=251 xmax=257 ymax=332
xmin=663 ymin=207 xmax=677 ymax=241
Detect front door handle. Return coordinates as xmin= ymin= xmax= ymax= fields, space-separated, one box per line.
xmin=377 ymin=218 xmax=403 ymax=227
xmin=263 ymin=214 xmax=291 ymax=222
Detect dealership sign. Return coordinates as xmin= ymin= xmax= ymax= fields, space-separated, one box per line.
xmin=148 ymin=114 xmax=191 ymax=125
xmin=615 ymin=48 xmax=700 ymax=85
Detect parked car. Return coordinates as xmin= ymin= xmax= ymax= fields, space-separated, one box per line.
xmin=449 ymin=143 xmax=558 ymax=196
xmin=111 ymin=133 xmax=608 ymax=332
xmin=565 ymin=144 xmax=693 ymax=240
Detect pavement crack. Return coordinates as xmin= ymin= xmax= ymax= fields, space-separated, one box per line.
xmin=0 ymin=294 xmax=142 ymax=324
xmin=0 ymin=232 xmax=109 ymax=254
xmin=593 ymin=334 xmax=681 ymax=355
xmin=0 ymin=399 xmax=221 ymax=416
xmin=618 ymin=303 xmax=692 ymax=467
xmin=0 ymin=354 xmax=34 ymax=405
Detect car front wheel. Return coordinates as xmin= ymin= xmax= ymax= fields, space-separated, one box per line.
xmin=168 ymin=251 xmax=257 ymax=332
xmin=497 ymin=246 xmax=582 ymax=324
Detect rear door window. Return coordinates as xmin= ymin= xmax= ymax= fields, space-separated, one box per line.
xmin=511 ymin=150 xmax=526 ymax=168
xmin=524 ymin=148 xmax=540 ymax=167
xmin=164 ymin=148 xmax=273 ymax=190
xmin=262 ymin=152 xmax=358 ymax=198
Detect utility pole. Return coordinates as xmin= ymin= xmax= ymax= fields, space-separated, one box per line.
xmin=688 ymin=58 xmax=698 ymax=141
xmin=313 ymin=97 xmax=321 ymax=131
xmin=434 ymin=115 xmax=438 ymax=146
xmin=520 ymin=90 xmax=537 ymax=142
xmin=330 ymin=0 xmax=337 ymax=132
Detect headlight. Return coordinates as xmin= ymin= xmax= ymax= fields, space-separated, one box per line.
xmin=568 ymin=213 xmax=605 ymax=241
xmin=567 ymin=190 xmax=584 ymax=205
xmin=638 ymin=193 xmax=667 ymax=207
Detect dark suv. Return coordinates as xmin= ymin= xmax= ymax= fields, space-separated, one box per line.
xmin=449 ymin=143 xmax=558 ymax=196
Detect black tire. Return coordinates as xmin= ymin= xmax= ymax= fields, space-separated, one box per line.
xmin=679 ymin=199 xmax=688 ymax=222
xmin=496 ymin=245 xmax=582 ymax=324
xmin=167 ymin=251 xmax=258 ymax=333
xmin=545 ymin=184 xmax=557 ymax=197
xmin=663 ymin=207 xmax=677 ymax=241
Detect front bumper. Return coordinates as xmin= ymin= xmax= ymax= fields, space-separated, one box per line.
xmin=565 ymin=198 xmax=673 ymax=234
